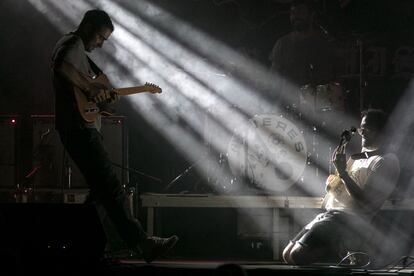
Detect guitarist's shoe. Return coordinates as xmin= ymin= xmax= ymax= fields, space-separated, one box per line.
xmin=141 ymin=235 xmax=179 ymax=263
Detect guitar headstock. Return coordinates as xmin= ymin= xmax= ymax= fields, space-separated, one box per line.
xmin=145 ymin=82 xmax=162 ymax=94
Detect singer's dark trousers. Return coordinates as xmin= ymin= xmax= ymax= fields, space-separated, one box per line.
xmin=291 ymin=210 xmax=371 ymax=262
xmin=58 ymin=126 xmax=148 ymax=250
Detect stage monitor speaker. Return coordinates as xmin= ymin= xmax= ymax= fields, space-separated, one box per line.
xmin=31 ymin=115 xmax=128 ymax=189
xmin=0 ymin=115 xmax=19 ymax=188
xmin=0 ymin=203 xmax=107 ymax=271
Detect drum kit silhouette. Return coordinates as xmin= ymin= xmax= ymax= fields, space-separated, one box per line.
xmin=207 ymin=82 xmax=347 ymax=195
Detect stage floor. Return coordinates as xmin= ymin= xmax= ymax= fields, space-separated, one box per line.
xmin=1 ymin=251 xmax=413 ymax=275
xmin=99 ymin=258 xmax=414 ymax=276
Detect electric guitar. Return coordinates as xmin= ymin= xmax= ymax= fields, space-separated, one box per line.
xmin=74 ymin=74 xmax=162 ymax=123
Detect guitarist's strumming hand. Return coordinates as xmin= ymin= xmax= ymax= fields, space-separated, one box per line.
xmin=89 ymin=78 xmax=120 ymax=103
xmin=93 ymin=89 xmax=120 ymax=104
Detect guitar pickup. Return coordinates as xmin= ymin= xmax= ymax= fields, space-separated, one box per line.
xmin=84 ymin=107 xmax=99 ymax=114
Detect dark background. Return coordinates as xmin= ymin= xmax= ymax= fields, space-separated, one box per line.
xmin=1 ymin=0 xmax=414 ymax=194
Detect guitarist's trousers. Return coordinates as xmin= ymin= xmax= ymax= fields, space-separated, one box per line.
xmin=58 ymin=126 xmax=148 ymax=252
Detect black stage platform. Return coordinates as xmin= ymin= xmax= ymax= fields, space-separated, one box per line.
xmin=105 ymin=259 xmax=414 ymax=275
xmin=4 ymin=258 xmax=413 ymax=276
xmin=1 ymin=195 xmax=413 ymax=275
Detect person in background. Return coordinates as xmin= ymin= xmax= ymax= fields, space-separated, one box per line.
xmin=270 ymin=0 xmax=334 ymax=89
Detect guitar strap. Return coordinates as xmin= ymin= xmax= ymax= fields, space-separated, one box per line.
xmin=86 ymin=55 xmax=103 ymax=76
xmin=86 ymin=55 xmax=115 ymax=115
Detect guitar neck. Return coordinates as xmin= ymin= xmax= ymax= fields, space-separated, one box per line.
xmin=114 ymin=86 xmax=153 ymax=96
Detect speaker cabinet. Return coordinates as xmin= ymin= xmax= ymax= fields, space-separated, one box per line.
xmin=0 ymin=115 xmax=19 ymax=188
xmin=31 ymin=115 xmax=128 ymax=189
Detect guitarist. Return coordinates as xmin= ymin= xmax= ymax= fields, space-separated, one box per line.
xmin=282 ymin=109 xmax=400 ymax=265
xmin=50 ymin=9 xmax=178 ymax=263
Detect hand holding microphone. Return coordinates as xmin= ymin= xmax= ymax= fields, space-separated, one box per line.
xmin=340 ymin=126 xmax=357 ymax=142
xmin=332 ymin=126 xmax=356 ymax=175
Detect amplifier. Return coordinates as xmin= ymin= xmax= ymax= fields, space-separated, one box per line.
xmin=30 ymin=115 xmax=128 ymax=189
xmin=0 ymin=115 xmax=19 ymax=188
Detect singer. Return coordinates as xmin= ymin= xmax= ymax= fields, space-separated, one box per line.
xmin=282 ymin=109 xmax=400 ymax=266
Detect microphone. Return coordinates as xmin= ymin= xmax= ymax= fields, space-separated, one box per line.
xmin=340 ymin=126 xmax=357 ymax=142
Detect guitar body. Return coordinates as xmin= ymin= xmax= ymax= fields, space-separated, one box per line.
xmin=73 ymin=74 xmax=109 ymax=123
xmin=73 ymin=74 xmax=162 ymax=123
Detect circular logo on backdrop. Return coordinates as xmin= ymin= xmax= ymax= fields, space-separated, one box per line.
xmin=227 ymin=114 xmax=307 ymax=192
